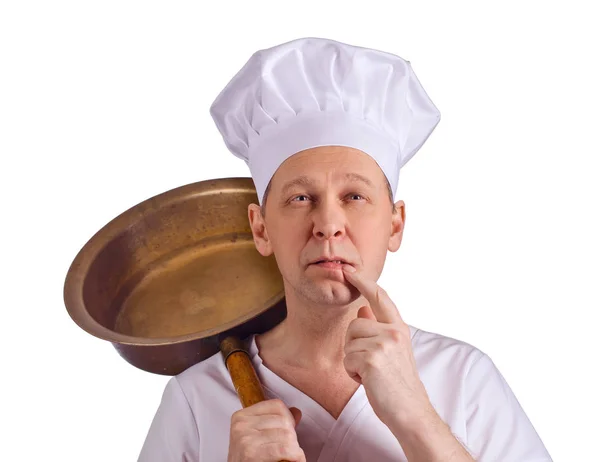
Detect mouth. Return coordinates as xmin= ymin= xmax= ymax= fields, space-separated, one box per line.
xmin=309 ymin=258 xmax=352 ymax=270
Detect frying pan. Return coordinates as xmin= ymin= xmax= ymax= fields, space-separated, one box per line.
xmin=63 ymin=177 xmax=291 ymax=457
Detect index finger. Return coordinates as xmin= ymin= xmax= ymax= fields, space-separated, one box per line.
xmin=342 ymin=264 xmax=402 ymax=324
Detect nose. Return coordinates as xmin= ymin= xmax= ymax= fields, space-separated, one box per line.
xmin=312 ymin=200 xmax=346 ymax=240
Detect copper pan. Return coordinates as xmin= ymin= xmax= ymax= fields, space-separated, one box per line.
xmin=63 ymin=177 xmax=288 ymax=376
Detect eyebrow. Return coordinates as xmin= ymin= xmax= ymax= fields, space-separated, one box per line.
xmin=280 ymin=176 xmax=315 ymax=197
xmin=280 ymin=173 xmax=375 ymax=197
xmin=343 ymin=172 xmax=374 ymax=189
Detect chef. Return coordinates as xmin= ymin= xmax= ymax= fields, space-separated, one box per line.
xmin=138 ymin=37 xmax=552 ymax=461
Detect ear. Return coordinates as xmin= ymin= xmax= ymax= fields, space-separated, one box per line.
xmin=248 ymin=203 xmax=273 ymax=257
xmin=388 ymin=199 xmax=405 ymax=252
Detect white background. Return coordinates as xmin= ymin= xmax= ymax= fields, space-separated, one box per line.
xmin=1 ymin=1 xmax=598 ymax=460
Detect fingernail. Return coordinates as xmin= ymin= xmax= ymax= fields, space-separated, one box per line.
xmin=342 ymin=264 xmax=356 ymax=273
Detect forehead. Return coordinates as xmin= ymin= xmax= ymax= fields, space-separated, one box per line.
xmin=271 ymin=146 xmax=386 ymax=189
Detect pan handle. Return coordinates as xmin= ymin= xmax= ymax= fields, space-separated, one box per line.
xmin=220 ymin=335 xmax=291 ymax=462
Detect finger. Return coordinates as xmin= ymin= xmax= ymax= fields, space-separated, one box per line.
xmin=345 ymin=316 xmax=380 ymax=346
xmin=343 ymin=351 xmax=365 ymax=384
xmin=242 ymin=399 xmax=297 ymax=428
xmin=357 ymin=305 xmax=377 ymax=321
xmin=344 ymin=335 xmax=383 ymax=356
xmin=257 ymin=431 xmax=305 ymax=460
xmin=342 ymin=265 xmax=402 ymax=324
xmin=239 ymin=413 xmax=299 ymax=432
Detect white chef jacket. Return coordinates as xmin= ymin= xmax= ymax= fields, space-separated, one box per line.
xmin=138 ymin=325 xmax=552 ymax=461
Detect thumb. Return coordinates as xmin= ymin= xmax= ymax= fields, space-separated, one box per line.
xmin=289 ymin=407 xmax=302 ymax=427
xmin=357 ymin=305 xmax=376 ymax=321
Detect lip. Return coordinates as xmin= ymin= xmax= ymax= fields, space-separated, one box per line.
xmin=309 ymin=256 xmax=350 ymax=265
xmin=308 ymin=256 xmax=354 ymax=270
xmin=310 ymin=261 xmax=346 ymax=270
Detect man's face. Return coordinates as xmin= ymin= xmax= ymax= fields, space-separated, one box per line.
xmin=249 ymin=146 xmax=405 ymax=306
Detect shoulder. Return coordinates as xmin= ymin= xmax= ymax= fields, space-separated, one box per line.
xmin=409 ymin=325 xmax=486 ymax=379
xmin=410 ymin=325 xmax=486 ymax=361
xmin=168 ymin=343 xmax=244 ymax=416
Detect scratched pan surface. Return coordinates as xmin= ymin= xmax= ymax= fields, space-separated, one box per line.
xmin=64 ymin=177 xmax=286 ymax=375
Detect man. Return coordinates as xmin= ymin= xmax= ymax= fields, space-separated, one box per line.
xmin=138 ymin=37 xmax=552 ymax=461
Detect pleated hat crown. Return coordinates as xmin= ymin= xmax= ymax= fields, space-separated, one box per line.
xmin=209 ymin=37 xmax=441 ymax=205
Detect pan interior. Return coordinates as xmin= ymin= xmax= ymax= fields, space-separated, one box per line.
xmin=113 ymin=232 xmax=283 ymax=339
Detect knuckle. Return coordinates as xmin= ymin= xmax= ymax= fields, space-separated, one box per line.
xmin=230 ymin=419 xmax=243 ymax=434
xmin=266 ymin=398 xmax=285 ymax=413
xmin=284 ymin=426 xmax=298 ymax=440
xmin=365 ymin=352 xmax=378 ymax=367
xmin=394 ymin=324 xmax=409 ymax=341
xmin=231 ymin=409 xmax=242 ymax=422
xmin=373 ymin=337 xmax=387 ymax=352
xmin=269 ymin=440 xmax=301 ymax=461
xmin=275 ymin=398 xmax=288 ymax=410
xmin=281 ymin=415 xmax=295 ymax=431
xmin=239 ymin=444 xmax=256 ymax=460
xmin=269 ymin=442 xmax=288 ymax=459
xmin=238 ymin=434 xmax=254 ymax=449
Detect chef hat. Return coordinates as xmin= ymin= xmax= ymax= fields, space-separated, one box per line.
xmin=209 ymin=37 xmax=441 ymax=206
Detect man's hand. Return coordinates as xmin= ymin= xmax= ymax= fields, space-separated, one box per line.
xmin=228 ymin=399 xmax=305 ymax=462
xmin=341 ymin=264 xmax=477 ymax=461
xmin=341 ymin=264 xmax=435 ymax=429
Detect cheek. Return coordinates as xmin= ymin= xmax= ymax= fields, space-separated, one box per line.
xmin=270 ymin=221 xmax=306 ymax=257
xmin=352 ymin=217 xmax=391 ymax=255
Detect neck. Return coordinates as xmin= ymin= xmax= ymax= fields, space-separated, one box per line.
xmin=257 ymin=285 xmax=366 ymax=371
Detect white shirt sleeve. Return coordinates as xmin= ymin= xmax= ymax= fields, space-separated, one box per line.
xmin=464 ymin=352 xmax=552 ymax=461
xmin=138 ymin=376 xmax=200 ymax=462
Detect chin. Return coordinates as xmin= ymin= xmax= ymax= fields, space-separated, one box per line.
xmin=297 ymin=278 xmax=357 ymax=305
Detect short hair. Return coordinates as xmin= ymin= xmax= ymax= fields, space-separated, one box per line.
xmin=260 ymin=175 xmax=397 ymax=218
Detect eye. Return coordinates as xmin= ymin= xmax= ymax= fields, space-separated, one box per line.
xmin=291 ymin=194 xmax=311 ymax=202
xmin=348 ymin=193 xmax=364 ymax=201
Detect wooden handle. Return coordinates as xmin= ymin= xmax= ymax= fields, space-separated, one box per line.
xmin=220 ymin=335 xmax=290 ymax=462
xmin=221 ymin=335 xmax=266 ymax=407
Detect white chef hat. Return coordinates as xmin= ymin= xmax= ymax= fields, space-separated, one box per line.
xmin=209 ymin=37 xmax=441 ymax=206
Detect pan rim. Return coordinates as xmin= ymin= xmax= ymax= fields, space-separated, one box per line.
xmin=63 ymin=176 xmax=284 ymax=346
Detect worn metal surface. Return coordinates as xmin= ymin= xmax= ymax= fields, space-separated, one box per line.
xmin=64 ymin=177 xmax=286 ymax=375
